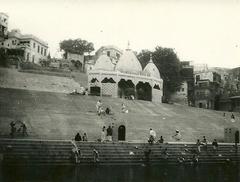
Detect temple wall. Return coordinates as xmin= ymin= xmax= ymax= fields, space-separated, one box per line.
xmin=152 ymin=88 xmax=162 ymax=103
xmin=88 ymin=71 xmax=163 ymax=103
xmin=102 ymin=83 xmax=118 ymax=97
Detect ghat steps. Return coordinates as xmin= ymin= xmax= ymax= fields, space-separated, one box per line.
xmin=0 ymin=139 xmax=240 ymax=166
xmin=0 ymin=87 xmax=239 ymax=141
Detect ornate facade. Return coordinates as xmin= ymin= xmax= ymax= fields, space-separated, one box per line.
xmin=88 ymin=48 xmax=163 ymax=102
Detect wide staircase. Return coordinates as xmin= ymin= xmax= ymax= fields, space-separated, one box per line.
xmin=0 ymin=139 xmax=239 ymax=166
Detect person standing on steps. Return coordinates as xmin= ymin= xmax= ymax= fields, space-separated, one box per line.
xmin=96 ymin=100 xmax=102 ymax=115
xmin=231 ymin=113 xmax=235 ymax=122
xmin=148 ymin=128 xmax=156 ymax=144
xmin=10 ymin=121 xmax=16 ymax=138
xmin=196 ymin=139 xmax=202 ymax=153
xmin=202 ymin=136 xmax=208 ymax=151
xmin=106 ymin=125 xmax=113 ymax=142
xmin=71 ymin=141 xmax=82 ymax=163
xmin=21 ymin=122 xmax=28 ymax=136
xmin=93 ymin=148 xmax=99 ymax=163
xmin=101 ymin=126 xmax=106 ymax=142
xmin=212 ymin=139 xmax=218 ymax=152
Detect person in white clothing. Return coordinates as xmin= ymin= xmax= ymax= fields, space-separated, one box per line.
xmin=148 ymin=128 xmax=156 ymax=144
xmin=172 ymin=130 xmax=182 ymax=141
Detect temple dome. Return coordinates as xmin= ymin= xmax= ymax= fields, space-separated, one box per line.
xmin=143 ymin=55 xmax=161 ymax=79
xmin=93 ymin=54 xmax=114 ymax=71
xmin=115 ymin=49 xmax=142 ymax=74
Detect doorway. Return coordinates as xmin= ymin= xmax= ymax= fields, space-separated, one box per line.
xmin=118 ymin=125 xmax=126 ymax=141
xmin=235 ymin=130 xmax=239 ymax=143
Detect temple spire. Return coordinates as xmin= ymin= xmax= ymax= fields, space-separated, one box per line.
xmin=149 ymin=53 xmax=153 ymax=63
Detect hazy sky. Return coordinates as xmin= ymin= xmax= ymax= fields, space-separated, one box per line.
xmin=1 ymin=0 xmax=240 ymax=68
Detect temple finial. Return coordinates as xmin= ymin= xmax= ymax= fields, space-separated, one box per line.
xmin=127 ymin=41 xmax=130 ymax=50
xmin=149 ymin=53 xmax=153 ymax=63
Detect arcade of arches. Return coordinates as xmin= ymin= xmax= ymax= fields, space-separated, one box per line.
xmin=88 ymin=75 xmax=162 ymax=102
xmin=88 ymin=48 xmax=163 ymax=102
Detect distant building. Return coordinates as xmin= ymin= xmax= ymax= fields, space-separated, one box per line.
xmin=193 ymin=63 xmax=208 ymax=73
xmin=84 ymin=55 xmax=95 ymax=73
xmin=95 ymin=45 xmax=123 ymax=65
xmin=170 ymin=61 xmax=194 ymax=106
xmin=0 ymin=12 xmax=8 ymax=41
xmin=62 ymin=52 xmax=85 ymax=71
xmin=194 ymin=71 xmax=221 ymax=109
xmin=0 ymin=29 xmax=48 ymax=64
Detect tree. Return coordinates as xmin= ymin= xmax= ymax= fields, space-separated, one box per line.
xmin=137 ymin=49 xmax=152 ymax=68
xmin=138 ymin=46 xmax=183 ymax=101
xmin=59 ymin=39 xmax=94 ymax=57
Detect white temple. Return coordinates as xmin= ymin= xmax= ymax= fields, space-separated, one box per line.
xmin=88 ymin=47 xmax=163 ymax=102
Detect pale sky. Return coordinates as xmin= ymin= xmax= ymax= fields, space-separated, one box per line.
xmin=1 ymin=0 xmax=240 ymax=68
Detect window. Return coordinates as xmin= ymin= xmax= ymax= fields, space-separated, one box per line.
xmin=196 ymin=75 xmax=200 ymax=82
xmin=1 ymin=42 xmax=3 ymax=46
xmin=182 ymin=88 xmax=184 ymax=92
xmin=107 ymin=51 xmax=110 ymax=57
xmin=37 ymin=45 xmax=40 ymax=53
xmin=32 ymin=55 xmax=35 ymax=63
xmin=26 ymin=53 xmax=30 ymax=61
xmin=44 ymin=49 xmax=46 ymax=56
xmin=33 ymin=42 xmax=36 ymax=48
xmin=41 ymin=47 xmax=43 ymax=55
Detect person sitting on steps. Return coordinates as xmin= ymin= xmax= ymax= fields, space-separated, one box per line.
xmin=75 ymin=132 xmax=82 ymax=141
xmin=172 ymin=130 xmax=182 ymax=141
xmin=82 ymin=133 xmax=88 ymax=141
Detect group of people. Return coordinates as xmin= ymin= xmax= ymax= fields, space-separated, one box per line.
xmin=148 ymin=129 xmax=181 ymax=144
xmin=196 ymin=136 xmax=219 ymax=153
xmin=74 ymin=132 xmax=88 ymax=142
xmin=148 ymin=128 xmax=165 ymax=144
xmin=96 ymin=100 xmax=112 ymax=116
xmin=101 ymin=125 xmax=114 ymax=142
xmin=10 ymin=120 xmax=28 ymax=137
xmin=96 ymin=100 xmax=129 ymax=116
xmin=223 ymin=112 xmax=237 ymax=123
xmin=70 ymin=87 xmax=88 ymax=96
xmin=71 ymin=140 xmax=100 ymax=164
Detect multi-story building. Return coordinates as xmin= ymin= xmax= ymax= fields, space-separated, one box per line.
xmin=0 ymin=12 xmax=8 ymax=41
xmin=0 ymin=29 xmax=48 ymax=64
xmin=170 ymin=61 xmax=194 ymax=106
xmin=194 ymin=71 xmax=221 ymax=109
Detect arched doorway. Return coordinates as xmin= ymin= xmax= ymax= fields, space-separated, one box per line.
xmin=101 ymin=78 xmax=116 ymax=83
xmin=235 ymin=130 xmax=239 ymax=144
xmin=90 ymin=78 xmax=101 ymax=96
xmin=75 ymin=60 xmax=82 ymax=70
xmin=90 ymin=87 xmax=100 ymax=96
xmin=136 ymin=82 xmax=152 ymax=101
xmin=118 ymin=79 xmax=135 ymax=99
xmin=118 ymin=125 xmax=126 ymax=141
